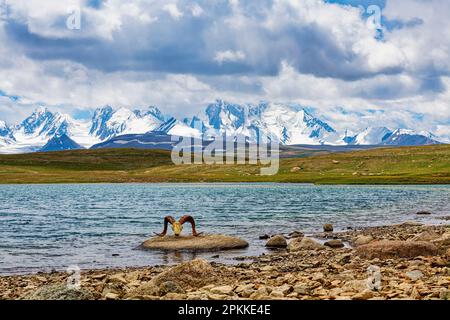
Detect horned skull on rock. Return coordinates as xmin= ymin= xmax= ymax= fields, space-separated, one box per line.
xmin=155 ymin=215 xmax=202 ymax=237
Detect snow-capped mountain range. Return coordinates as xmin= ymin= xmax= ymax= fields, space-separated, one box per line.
xmin=0 ymin=100 xmax=444 ymax=153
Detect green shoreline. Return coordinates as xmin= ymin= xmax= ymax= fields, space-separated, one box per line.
xmin=0 ymin=144 xmax=449 ymax=184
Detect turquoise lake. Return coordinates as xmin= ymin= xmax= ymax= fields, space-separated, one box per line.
xmin=0 ymin=183 xmax=449 ymax=275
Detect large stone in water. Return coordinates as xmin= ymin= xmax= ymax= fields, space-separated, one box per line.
xmin=140 ymin=234 xmax=248 ymax=251
xmin=265 ymin=235 xmax=288 ymax=248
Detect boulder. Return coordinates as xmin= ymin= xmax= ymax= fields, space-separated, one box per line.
xmin=125 ymin=259 xmax=216 ymax=299
xmin=140 ymin=234 xmax=248 ymax=251
xmin=151 ymin=259 xmax=217 ymax=289
xmin=324 ymin=239 xmax=344 ymax=249
xmin=323 ymin=224 xmax=334 ymax=232
xmin=288 ymin=237 xmax=323 ymax=251
xmin=356 ymin=240 xmax=439 ymax=259
xmin=353 ymin=235 xmax=374 ymax=247
xmin=25 ymin=284 xmax=95 ymax=300
xmin=265 ymin=235 xmax=288 ymax=248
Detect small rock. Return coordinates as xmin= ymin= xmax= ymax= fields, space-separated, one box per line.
xmin=416 ymin=211 xmax=432 ymax=215
xmin=288 ymin=237 xmax=324 ymax=251
xmin=104 ymin=292 xmax=119 ymax=300
xmin=332 ymin=160 xmax=340 ymax=164
xmin=338 ymin=253 xmax=352 ymax=264
xmin=261 ymin=266 xmax=274 ymax=271
xmin=440 ymin=289 xmax=450 ymax=300
xmin=164 ymin=293 xmax=187 ymax=300
xmin=269 ymin=290 xmax=284 ymax=298
xmin=210 ymin=285 xmax=234 ymax=295
xmin=265 ymin=235 xmax=288 ymax=248
xmin=288 ymin=231 xmax=304 ymax=239
xmin=92 ymin=274 xmax=107 ymax=280
xmin=409 ymin=230 xmax=440 ymax=242
xmin=353 ymin=235 xmax=374 ymax=247
xmin=235 ymin=284 xmax=255 ymax=298
xmin=125 ymin=283 xmax=159 ymax=299
xmin=259 ymin=234 xmax=270 ymax=240
xmin=107 ymin=274 xmax=128 ymax=285
xmin=323 ymin=224 xmax=334 ymax=232
xmin=342 ymin=280 xmax=368 ymax=293
xmin=293 ymin=284 xmax=311 ymax=295
xmin=432 ymin=232 xmax=450 ymax=247
xmin=159 ymin=281 xmax=185 ymax=296
xmin=352 ymin=289 xmax=374 ymax=300
xmin=431 ymin=257 xmax=448 ymax=267
xmin=277 ymin=284 xmax=293 ymax=295
xmin=324 ymin=239 xmax=344 ymax=249
xmin=290 ymin=167 xmax=301 ymax=173
xmin=406 ymin=270 xmax=424 ymax=281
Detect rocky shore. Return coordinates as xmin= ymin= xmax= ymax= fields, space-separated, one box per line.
xmin=1 ymin=221 xmax=449 ymax=300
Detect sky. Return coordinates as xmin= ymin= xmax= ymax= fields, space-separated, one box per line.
xmin=0 ymin=0 xmax=449 ymax=140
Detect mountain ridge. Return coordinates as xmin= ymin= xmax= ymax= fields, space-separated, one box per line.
xmin=0 ymin=101 xmax=443 ymax=153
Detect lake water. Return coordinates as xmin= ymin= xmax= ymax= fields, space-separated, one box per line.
xmin=0 ymin=183 xmax=449 ymax=275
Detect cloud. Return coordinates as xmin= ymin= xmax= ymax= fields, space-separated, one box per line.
xmin=213 ymin=50 xmax=246 ymax=64
xmin=162 ymin=3 xmax=183 ymax=20
xmin=0 ymin=0 xmax=448 ymax=140
xmin=190 ymin=3 xmax=204 ymax=17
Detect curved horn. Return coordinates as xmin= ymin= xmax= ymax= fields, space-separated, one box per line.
xmin=179 ymin=215 xmax=202 ymax=237
xmin=155 ymin=216 xmax=176 ymax=237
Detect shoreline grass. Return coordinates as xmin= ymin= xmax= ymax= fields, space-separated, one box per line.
xmin=0 ymin=144 xmax=449 ymax=185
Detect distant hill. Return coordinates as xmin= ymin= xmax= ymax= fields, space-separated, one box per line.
xmin=40 ymin=134 xmax=84 ymax=152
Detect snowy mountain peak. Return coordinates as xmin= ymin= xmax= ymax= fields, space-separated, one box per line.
xmin=346 ymin=127 xmax=392 ymax=145
xmin=381 ymin=128 xmax=440 ymax=146
xmin=205 ymin=100 xmax=246 ymax=130
xmin=0 ymin=120 xmax=15 ymax=145
xmin=89 ymin=105 xmax=165 ymax=141
xmin=134 ymin=106 xmax=165 ymax=122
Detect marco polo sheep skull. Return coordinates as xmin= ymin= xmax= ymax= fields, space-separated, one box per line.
xmin=155 ymin=215 xmax=202 ymax=237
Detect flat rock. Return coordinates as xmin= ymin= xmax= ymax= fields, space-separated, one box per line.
xmin=140 ymin=234 xmax=249 ymax=251
xmin=356 ymin=240 xmax=439 ymax=259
